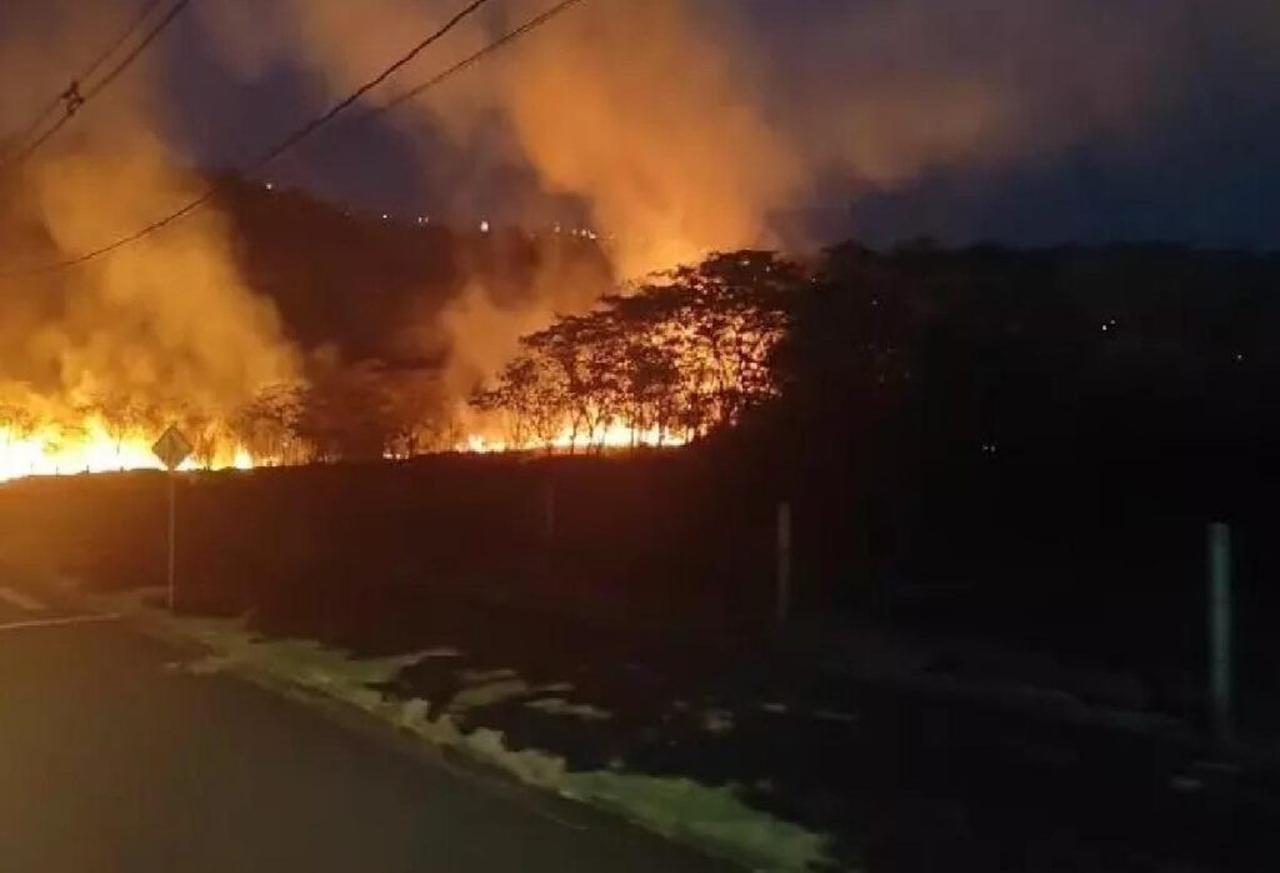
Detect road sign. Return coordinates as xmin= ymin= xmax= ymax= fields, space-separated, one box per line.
xmin=152 ymin=425 xmax=193 ymax=471
xmin=152 ymin=423 xmax=192 ymax=613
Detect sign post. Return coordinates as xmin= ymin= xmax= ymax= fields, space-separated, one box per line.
xmin=152 ymin=425 xmax=193 ymax=612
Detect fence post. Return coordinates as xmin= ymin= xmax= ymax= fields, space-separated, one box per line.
xmin=1207 ymin=521 xmax=1234 ymax=752
xmin=776 ymin=501 xmax=792 ymax=624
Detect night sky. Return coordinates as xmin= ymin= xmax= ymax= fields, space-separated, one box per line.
xmin=10 ymin=0 xmax=1280 ymax=250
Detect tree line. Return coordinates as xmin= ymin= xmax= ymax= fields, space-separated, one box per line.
xmin=6 ymin=240 xmax=1274 ymax=477
xmin=469 ymin=251 xmax=802 ymax=450
xmin=216 ymin=250 xmax=802 ymax=461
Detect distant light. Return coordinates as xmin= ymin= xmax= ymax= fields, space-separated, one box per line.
xmin=1235 ymin=352 xmax=1245 ymax=362
xmin=264 ymin=182 xmax=274 ymax=191
xmin=553 ymin=223 xmax=562 ymax=234
xmin=480 ymin=220 xmax=490 ymax=233
xmin=1101 ymin=323 xmax=1109 ymax=332
xmin=417 ymin=215 xmax=429 ymax=225
xmin=381 ymin=213 xmax=389 ymax=221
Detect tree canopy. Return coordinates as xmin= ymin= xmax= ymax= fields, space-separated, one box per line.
xmin=469 ymin=251 xmax=804 ymax=450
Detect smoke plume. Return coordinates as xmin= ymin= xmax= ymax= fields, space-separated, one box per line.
xmin=0 ymin=1 xmax=298 ymax=427
xmin=191 ymin=0 xmax=1266 ymax=261
xmin=3 ymin=0 xmax=1275 ymax=439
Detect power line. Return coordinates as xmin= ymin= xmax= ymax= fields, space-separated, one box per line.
xmin=84 ymin=0 xmax=191 ymax=103
xmin=2 ymin=0 xmax=190 ymax=171
xmin=7 ymin=0 xmax=586 ymax=277
xmin=246 ymin=0 xmax=491 ymax=174
xmin=30 ymin=0 xmax=493 ymax=273
xmin=375 ymin=0 xmax=587 ymax=118
xmin=298 ymin=0 xmax=588 ymax=161
xmin=3 ymin=0 xmax=168 ymax=157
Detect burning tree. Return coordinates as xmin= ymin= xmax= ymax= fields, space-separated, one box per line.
xmin=296 ymin=360 xmax=403 ymax=462
xmin=383 ymin=377 xmax=458 ymax=459
xmin=0 ymin=401 xmax=37 ymax=447
xmin=605 ymin=250 xmax=799 ymax=436
xmin=470 ymin=354 xmax=570 ymax=451
xmin=91 ymin=393 xmax=165 ymax=468
xmin=469 ymin=250 xmax=802 ymax=450
xmin=166 ymin=402 xmax=233 ymax=470
xmin=231 ymin=383 xmax=309 ymax=465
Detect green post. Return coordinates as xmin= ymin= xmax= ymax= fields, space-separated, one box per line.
xmin=1207 ymin=522 xmax=1233 ymax=751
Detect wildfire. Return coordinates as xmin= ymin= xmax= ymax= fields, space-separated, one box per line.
xmin=461 ymin=252 xmax=798 ymax=455
xmin=0 ymin=404 xmax=685 ymax=482
xmin=0 ymin=418 xmax=253 ymax=484
xmin=457 ymin=420 xmax=687 ymax=454
xmin=0 ymin=251 xmax=795 ymax=481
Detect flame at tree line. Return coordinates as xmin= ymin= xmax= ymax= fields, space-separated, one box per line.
xmin=0 ymin=252 xmax=800 ymax=483
xmin=467 ymin=252 xmax=797 ymax=452
xmin=2 ymin=0 xmax=1270 ymax=484
xmin=0 ymin=392 xmax=254 ymax=483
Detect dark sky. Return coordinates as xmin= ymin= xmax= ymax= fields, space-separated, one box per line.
xmin=155 ymin=5 xmax=585 ymax=230
xmin=14 ymin=0 xmax=1280 ymax=250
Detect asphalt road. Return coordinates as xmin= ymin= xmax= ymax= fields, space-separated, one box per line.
xmin=0 ymin=588 xmax=731 ymax=873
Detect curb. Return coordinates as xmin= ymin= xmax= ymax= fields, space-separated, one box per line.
xmin=75 ymin=586 xmax=839 ymax=873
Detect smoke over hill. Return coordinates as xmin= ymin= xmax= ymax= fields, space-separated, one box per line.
xmin=0 ymin=0 xmax=1275 ymax=465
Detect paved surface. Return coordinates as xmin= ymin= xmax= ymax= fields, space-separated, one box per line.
xmin=0 ymin=589 xmax=731 ymax=873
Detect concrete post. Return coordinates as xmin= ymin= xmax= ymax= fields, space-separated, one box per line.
xmin=1207 ymin=521 xmax=1234 ymax=751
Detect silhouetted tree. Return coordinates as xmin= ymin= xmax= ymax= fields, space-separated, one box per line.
xmin=470 ymin=354 xmax=568 ymax=450
xmin=476 ymin=250 xmax=803 ymax=449
xmin=296 ymin=360 xmax=403 ymax=462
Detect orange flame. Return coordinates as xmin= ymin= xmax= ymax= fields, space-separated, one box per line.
xmin=0 ymin=419 xmax=254 ymax=483
xmin=457 ymin=420 xmax=688 ymax=454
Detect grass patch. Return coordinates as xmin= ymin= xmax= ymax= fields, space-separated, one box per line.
xmin=525 ymin=696 xmax=614 ymax=721
xmin=89 ymin=587 xmax=835 ymax=872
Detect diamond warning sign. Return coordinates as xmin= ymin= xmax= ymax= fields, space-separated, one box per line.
xmin=152 ymin=425 xmax=193 ymax=471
